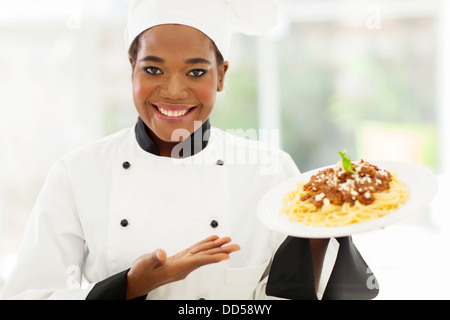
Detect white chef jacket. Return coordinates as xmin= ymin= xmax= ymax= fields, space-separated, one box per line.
xmin=1 ymin=124 xmax=339 ymax=300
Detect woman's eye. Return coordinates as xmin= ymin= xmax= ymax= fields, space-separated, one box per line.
xmin=145 ymin=67 xmax=163 ymax=75
xmin=187 ymin=69 xmax=206 ymax=77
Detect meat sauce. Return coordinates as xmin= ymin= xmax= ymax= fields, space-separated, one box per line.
xmin=301 ymin=160 xmax=392 ymax=208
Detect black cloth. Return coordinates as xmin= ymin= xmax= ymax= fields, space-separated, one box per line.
xmin=322 ymin=237 xmax=379 ymax=299
xmin=266 ymin=236 xmax=379 ymax=300
xmin=265 ymin=236 xmax=317 ymax=300
xmin=86 ymin=270 xmax=130 ymax=300
xmin=135 ymin=116 xmax=210 ymax=157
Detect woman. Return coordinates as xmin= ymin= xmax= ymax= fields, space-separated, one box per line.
xmin=1 ymin=0 xmax=378 ymax=300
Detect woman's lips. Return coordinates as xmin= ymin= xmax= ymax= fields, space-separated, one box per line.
xmin=152 ymin=103 xmax=197 ymax=123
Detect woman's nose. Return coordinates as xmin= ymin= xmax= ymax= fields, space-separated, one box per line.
xmin=160 ymin=75 xmax=189 ymax=99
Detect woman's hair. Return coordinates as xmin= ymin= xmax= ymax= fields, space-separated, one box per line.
xmin=128 ymin=30 xmax=225 ymax=69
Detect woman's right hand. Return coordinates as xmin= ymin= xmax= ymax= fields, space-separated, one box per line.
xmin=126 ymin=235 xmax=240 ymax=299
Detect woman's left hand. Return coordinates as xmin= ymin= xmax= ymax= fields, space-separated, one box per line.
xmin=126 ymin=235 xmax=240 ymax=299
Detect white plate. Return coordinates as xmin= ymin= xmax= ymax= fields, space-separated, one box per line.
xmin=257 ymin=161 xmax=438 ymax=238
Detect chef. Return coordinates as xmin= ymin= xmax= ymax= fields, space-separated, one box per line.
xmin=1 ymin=0 xmax=378 ymax=300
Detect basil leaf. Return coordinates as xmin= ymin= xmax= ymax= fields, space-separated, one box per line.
xmin=338 ymin=151 xmax=356 ymax=173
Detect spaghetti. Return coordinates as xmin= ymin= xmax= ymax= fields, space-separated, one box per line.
xmin=281 ymin=159 xmax=410 ymax=227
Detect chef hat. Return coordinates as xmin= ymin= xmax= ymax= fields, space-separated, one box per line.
xmin=125 ymin=0 xmax=279 ymax=58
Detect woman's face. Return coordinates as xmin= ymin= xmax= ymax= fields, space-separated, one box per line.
xmin=130 ymin=24 xmax=228 ymax=143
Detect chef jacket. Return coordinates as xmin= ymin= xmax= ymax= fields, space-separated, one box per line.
xmin=1 ymin=118 xmax=378 ymax=300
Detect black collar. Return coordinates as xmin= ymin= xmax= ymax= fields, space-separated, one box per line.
xmin=134 ymin=117 xmax=211 ymax=157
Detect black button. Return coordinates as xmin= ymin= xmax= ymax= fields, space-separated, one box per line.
xmin=210 ymin=220 xmax=218 ymax=228
xmin=122 ymin=161 xmax=131 ymax=169
xmin=216 ymin=159 xmax=224 ymax=166
xmin=120 ymin=219 xmax=129 ymax=227
xmin=198 ymin=297 xmax=206 ymax=300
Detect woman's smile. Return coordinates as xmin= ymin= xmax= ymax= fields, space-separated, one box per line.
xmin=151 ymin=103 xmax=197 ymax=123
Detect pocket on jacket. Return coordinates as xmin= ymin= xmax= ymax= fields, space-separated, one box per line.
xmin=222 ymin=260 xmax=270 ymax=299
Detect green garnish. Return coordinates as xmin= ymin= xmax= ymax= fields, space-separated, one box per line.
xmin=338 ymin=151 xmax=356 ymax=173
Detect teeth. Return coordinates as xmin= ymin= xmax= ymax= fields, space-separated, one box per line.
xmin=157 ymin=107 xmax=190 ymax=117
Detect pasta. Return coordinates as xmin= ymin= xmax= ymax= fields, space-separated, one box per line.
xmin=281 ymin=160 xmax=410 ymax=227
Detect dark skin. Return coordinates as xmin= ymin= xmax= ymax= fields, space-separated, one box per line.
xmin=126 ymin=24 xmax=329 ymax=299
xmin=129 ymin=24 xmax=228 ymax=157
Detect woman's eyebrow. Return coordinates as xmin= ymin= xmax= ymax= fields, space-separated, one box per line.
xmin=184 ymin=57 xmax=211 ymax=65
xmin=139 ymin=55 xmax=165 ymax=63
xmin=139 ymin=56 xmax=211 ymax=65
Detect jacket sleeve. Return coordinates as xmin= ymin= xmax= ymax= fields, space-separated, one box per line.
xmin=85 ymin=269 xmax=148 ymax=300
xmin=1 ymin=160 xmax=93 ymax=299
xmin=321 ymin=236 xmax=379 ymax=300
xmin=265 ymin=236 xmax=379 ymax=300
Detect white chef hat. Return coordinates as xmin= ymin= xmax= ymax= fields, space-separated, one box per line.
xmin=125 ymin=0 xmax=279 ymax=58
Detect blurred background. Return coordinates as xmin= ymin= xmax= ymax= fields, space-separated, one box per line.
xmin=0 ymin=0 xmax=449 ymax=299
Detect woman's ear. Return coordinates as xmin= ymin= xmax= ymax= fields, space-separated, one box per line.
xmin=128 ymin=55 xmax=136 ymax=78
xmin=217 ymin=61 xmax=229 ymax=92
